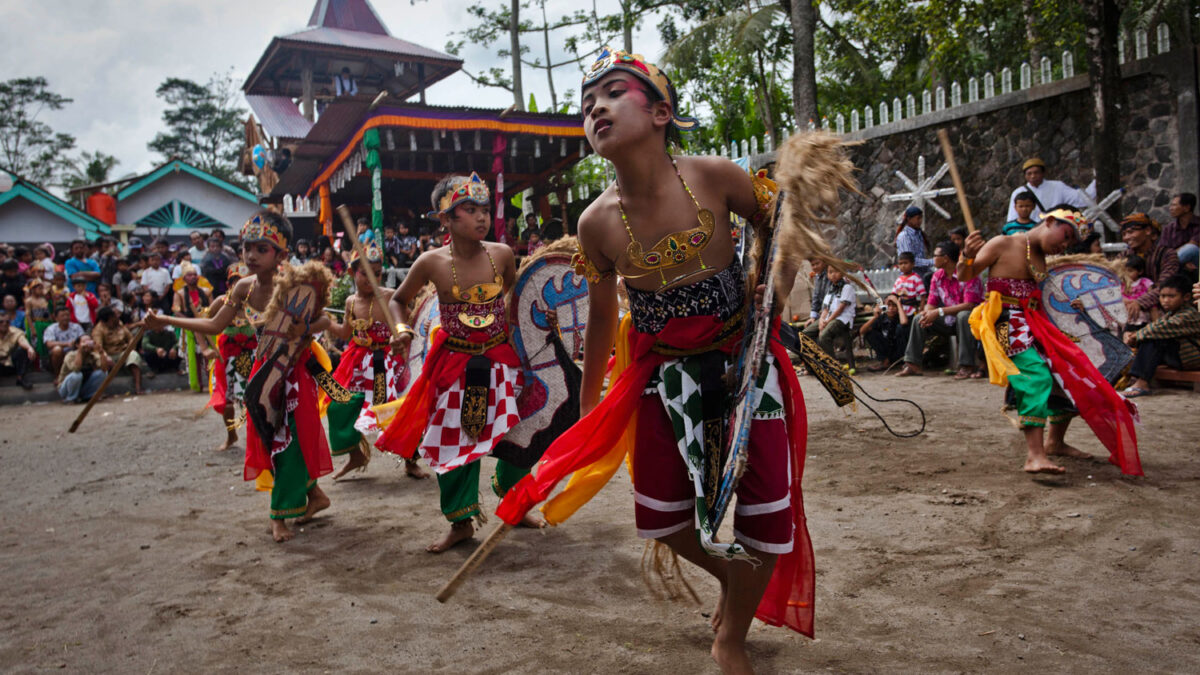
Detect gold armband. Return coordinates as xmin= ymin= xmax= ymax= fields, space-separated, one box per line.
xmin=571 ymin=248 xmax=614 ymax=284
xmin=749 ymin=170 xmax=779 ymax=228
xmin=395 ymin=322 xmax=416 ymax=338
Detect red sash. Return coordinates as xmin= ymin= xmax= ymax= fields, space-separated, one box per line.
xmin=243 ymin=347 xmax=334 ymax=482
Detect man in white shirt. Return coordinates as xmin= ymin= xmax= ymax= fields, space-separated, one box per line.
xmin=1005 ymin=158 xmax=1093 ymax=221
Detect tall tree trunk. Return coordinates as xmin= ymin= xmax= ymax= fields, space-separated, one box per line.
xmin=541 ymin=1 xmax=558 ymax=110
xmin=755 ymin=50 xmax=777 ymax=142
xmin=510 ymin=0 xmax=525 ymax=110
xmin=1082 ymin=0 xmax=1123 ymax=213
xmin=621 ymin=1 xmax=634 ymax=52
xmin=1023 ymin=0 xmax=1041 ymax=67
xmin=788 ymin=0 xmax=818 ymax=127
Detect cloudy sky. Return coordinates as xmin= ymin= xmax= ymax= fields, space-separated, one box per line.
xmin=0 ymin=0 xmax=668 ymax=181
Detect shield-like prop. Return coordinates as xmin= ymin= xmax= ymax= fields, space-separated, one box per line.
xmin=245 ymin=282 xmax=323 ymax=443
xmin=1041 ymin=260 xmax=1132 ymax=383
xmin=491 ymin=242 xmax=588 ymax=468
xmin=399 ymin=285 xmax=442 ymax=396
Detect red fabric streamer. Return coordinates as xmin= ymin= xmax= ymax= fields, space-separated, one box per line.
xmin=243 ymin=347 xmax=334 ymax=482
xmin=375 ymin=330 xmax=520 ymax=459
xmin=1022 ymin=291 xmax=1142 ymax=476
xmin=496 ymin=315 xmax=816 ymax=636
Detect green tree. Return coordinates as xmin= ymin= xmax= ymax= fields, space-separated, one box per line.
xmin=63 ymin=151 xmax=121 ymax=207
xmin=148 ymin=71 xmax=247 ymax=187
xmin=0 ymin=77 xmax=77 ymax=186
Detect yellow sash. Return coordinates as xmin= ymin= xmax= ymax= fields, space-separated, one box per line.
xmin=969 ymin=291 xmax=1020 ymax=386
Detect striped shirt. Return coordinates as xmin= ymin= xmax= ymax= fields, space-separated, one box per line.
xmin=891 ymin=272 xmax=926 ymax=316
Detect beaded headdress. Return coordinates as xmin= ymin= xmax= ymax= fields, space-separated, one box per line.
xmin=227 ymin=262 xmax=249 ymax=282
xmin=428 ymin=172 xmax=490 ymax=219
xmin=241 ymin=213 xmax=288 ymax=251
xmin=582 ymin=46 xmax=698 ymax=131
xmin=351 ymin=241 xmax=383 ymax=267
xmin=1039 ymin=208 xmax=1089 ymax=238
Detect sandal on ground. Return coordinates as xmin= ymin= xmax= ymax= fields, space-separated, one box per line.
xmin=867 ymin=362 xmax=890 ymax=372
xmin=953 ymin=367 xmax=973 ymax=380
xmin=1122 ymin=386 xmax=1152 ymax=398
xmin=896 ymin=364 xmax=922 ymax=377
xmin=969 ymin=369 xmax=985 ymax=379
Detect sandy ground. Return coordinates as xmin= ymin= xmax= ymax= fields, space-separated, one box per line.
xmin=1 ymin=373 xmax=1198 ymax=674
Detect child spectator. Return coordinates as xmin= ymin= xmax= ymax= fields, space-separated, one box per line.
xmin=58 ymin=334 xmax=106 ymax=403
xmin=0 ymin=308 xmax=36 ymax=389
xmin=815 ymin=266 xmax=858 ymax=359
xmin=68 ymin=284 xmax=99 ymax=332
xmin=31 ymin=245 xmax=55 ymax=282
xmin=128 ymin=290 xmax=158 ymax=323
xmin=24 ymin=280 xmax=52 ymax=364
xmin=92 ymin=306 xmax=144 ymax=395
xmin=861 ymin=294 xmax=909 ymax=371
xmin=801 ymin=258 xmax=830 ymax=341
xmin=0 ymin=259 xmax=24 ymax=305
xmin=140 ymin=252 xmax=172 ymax=309
xmin=1122 ymin=255 xmax=1153 ymax=327
xmin=1122 ymin=275 xmax=1200 ymax=397
xmin=43 ymin=306 xmax=84 ymax=377
xmin=891 ymin=252 xmax=926 ymax=317
xmin=1003 ymin=191 xmax=1038 ymax=235
xmin=97 ymin=283 xmax=124 ymax=315
xmin=526 ymin=231 xmax=546 ymax=255
xmin=48 ymin=271 xmax=70 ymax=314
xmin=112 ymin=257 xmax=134 ymax=296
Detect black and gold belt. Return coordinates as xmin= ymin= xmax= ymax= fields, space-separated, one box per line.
xmin=445 ymin=333 xmax=508 ymax=355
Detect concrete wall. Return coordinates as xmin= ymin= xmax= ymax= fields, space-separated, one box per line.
xmin=753 ymin=47 xmax=1199 ymax=267
xmin=0 ymin=196 xmax=87 ymax=245
xmin=118 ymin=172 xmax=258 ymax=234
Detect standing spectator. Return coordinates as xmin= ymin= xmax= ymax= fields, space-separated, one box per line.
xmin=67 ymin=283 xmax=99 ymax=333
xmin=948 ymin=226 xmax=968 ymax=250
xmin=111 ymin=257 xmax=135 ymax=296
xmin=862 ymin=295 xmax=910 ymax=371
xmin=1121 ymin=275 xmax=1200 ymax=397
xmin=292 ymin=238 xmax=313 ymax=265
xmin=12 ymin=247 xmax=31 ymax=277
xmin=43 ymin=306 xmax=84 ymax=377
xmin=890 ymin=252 xmax=926 ymax=317
xmin=801 ymin=258 xmax=830 ymax=340
xmin=92 ymin=306 xmax=144 ymax=395
xmin=95 ymin=238 xmax=120 ymax=289
xmin=320 ymin=246 xmax=346 ymax=276
xmin=1005 ymin=158 xmax=1090 ymax=221
xmin=814 ymin=266 xmax=858 ymax=359
xmin=0 ymin=308 xmax=36 ymax=389
xmin=186 ymin=231 xmax=207 ymax=261
xmin=381 ymin=224 xmax=402 ymax=267
xmin=142 ymin=322 xmax=181 ymax=373
xmin=64 ymin=239 xmax=101 ymax=294
xmin=47 ymin=271 xmax=70 ymax=314
xmin=209 ymin=229 xmax=237 ymax=258
xmin=1 ymin=259 xmax=26 ymax=305
xmin=1003 ymin=191 xmax=1039 ymax=235
xmin=894 ymin=206 xmax=935 ymax=279
xmin=140 ymin=253 xmax=173 ymax=311
xmin=334 ymin=66 xmax=358 ymax=96
xmin=58 ymin=334 xmax=106 ymax=403
xmin=31 ymin=245 xmax=55 ymax=281
xmin=1120 ymin=212 xmax=1180 ymax=325
xmin=896 ymin=240 xmax=983 ymax=379
xmin=200 ymin=237 xmax=234 ymax=296
xmin=1162 ymin=193 xmax=1200 ymax=273
xmin=23 ymin=279 xmax=52 ymax=364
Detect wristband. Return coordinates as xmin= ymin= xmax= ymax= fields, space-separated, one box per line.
xmin=938 ymin=307 xmax=945 ymax=318
xmin=964 ymin=258 xmax=974 ymax=266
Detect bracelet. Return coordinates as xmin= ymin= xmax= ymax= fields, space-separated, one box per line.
xmin=938 ymin=307 xmax=945 ymax=318
xmin=395 ymin=322 xmax=415 ymax=338
xmin=964 ymin=258 xmax=975 ymax=266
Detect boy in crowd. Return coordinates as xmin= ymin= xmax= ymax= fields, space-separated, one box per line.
xmin=896 ymin=240 xmax=983 ymax=379
xmin=1121 ymin=275 xmax=1200 ymax=397
xmin=890 ymin=251 xmax=925 ymax=318
xmin=1003 ymin=192 xmax=1038 ymax=235
xmin=815 ymin=266 xmax=859 ymax=359
xmin=43 ymin=307 xmax=84 ymax=378
xmin=140 ymin=253 xmax=173 ymax=312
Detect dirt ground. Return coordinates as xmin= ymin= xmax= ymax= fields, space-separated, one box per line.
xmin=1 ymin=373 xmax=1198 ymax=674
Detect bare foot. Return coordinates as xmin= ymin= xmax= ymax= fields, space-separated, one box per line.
xmin=427 ymin=521 xmax=474 ymax=553
xmin=404 ymin=459 xmax=431 ymax=479
xmin=710 ymin=582 xmax=728 ymax=633
xmin=271 ymin=519 xmax=293 ymax=543
xmin=1023 ymin=457 xmax=1067 ymax=474
xmin=214 ymin=432 xmax=237 ymax=452
xmin=333 ymin=449 xmax=368 ymax=480
xmin=711 ymin=636 xmax=755 ymax=675
xmin=296 ymin=486 xmax=331 ymax=524
xmin=1047 ymin=442 xmax=1093 ymax=460
xmin=519 ymin=512 xmax=546 ymax=529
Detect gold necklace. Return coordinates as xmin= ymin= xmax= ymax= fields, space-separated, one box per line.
xmin=449 ymin=241 xmax=502 ymax=330
xmin=616 ymin=156 xmax=715 ymax=287
xmin=1024 ymin=234 xmax=1048 ymax=282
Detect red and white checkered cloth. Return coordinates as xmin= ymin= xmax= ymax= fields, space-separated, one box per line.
xmin=418 ymin=361 xmax=522 ymax=473
xmin=1005 ymin=308 xmax=1036 ymax=356
xmin=341 ymin=347 xmax=406 ymax=435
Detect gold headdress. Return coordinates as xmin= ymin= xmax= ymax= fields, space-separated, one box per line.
xmin=1039 ymin=208 xmax=1090 ymax=237
xmin=351 ymin=241 xmax=383 ymax=267
xmin=428 ymin=172 xmax=490 ymax=219
xmin=227 ymin=262 xmax=250 ymax=282
xmin=241 ymin=213 xmax=288 ymax=251
xmin=582 ymin=46 xmax=698 ymax=131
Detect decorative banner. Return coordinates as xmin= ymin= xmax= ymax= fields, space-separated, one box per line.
xmin=364 ymin=128 xmax=384 ymax=245
xmin=492 ymin=134 xmax=508 ymax=243
xmin=318 ymin=183 xmax=333 ymax=237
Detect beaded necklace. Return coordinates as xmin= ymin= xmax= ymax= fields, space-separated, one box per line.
xmin=1024 ymin=234 xmax=1048 ymax=282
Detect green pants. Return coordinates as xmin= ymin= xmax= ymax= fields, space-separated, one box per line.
xmin=270 ymin=420 xmax=315 ymax=520
xmin=437 ymin=459 xmax=529 ymax=523
xmin=1008 ymin=348 xmax=1073 ymax=428
xmin=328 ymin=393 xmax=365 ymax=456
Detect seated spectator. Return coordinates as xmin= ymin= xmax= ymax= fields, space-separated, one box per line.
xmin=1122 ymin=255 xmax=1153 ymax=328
xmin=356 ymin=217 xmax=376 ymax=244
xmin=1003 ymin=191 xmax=1038 ymax=235
xmin=812 ymin=266 xmax=858 ymax=360
xmin=897 ymin=240 xmax=983 ymax=379
xmin=13 ymin=247 xmax=31 ymax=278
xmin=861 ymin=295 xmax=910 ymax=372
xmin=68 ymin=284 xmax=99 ymax=333
xmin=1122 ymin=275 xmax=1200 ymax=397
xmin=543 ymin=217 xmax=564 ymax=241
xmin=320 ymin=246 xmax=346 ymax=276
xmin=948 ymin=226 xmax=968 ymax=251
xmin=58 ymin=334 xmax=106 ymax=403
xmin=43 ymin=307 xmax=84 ymax=377
xmin=3 ymin=294 xmax=24 ymax=334
xmin=142 ymin=323 xmax=181 ymax=373
xmin=0 ymin=308 xmax=36 ymax=389
xmin=335 ymin=67 xmax=358 ymax=97
xmin=1163 ymin=193 xmax=1200 ymax=273
xmin=890 ymin=252 xmax=926 ymax=318
xmin=1067 ymin=230 xmax=1102 ymax=255
xmin=1120 ymin=212 xmax=1180 ymax=325
xmin=0 ymin=259 xmax=24 ymax=306
xmin=801 ymin=258 xmax=830 ymax=339
xmin=397 ymin=222 xmax=420 ymax=267
xmin=527 ymin=231 xmax=546 ymax=255
xmin=97 ymin=283 xmax=124 ymax=315
xmin=92 ymin=306 xmax=144 ymax=395
xmin=112 ymin=257 xmax=135 ymax=296
xmin=128 ymin=290 xmax=158 ymax=323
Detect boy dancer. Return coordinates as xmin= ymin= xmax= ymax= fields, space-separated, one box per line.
xmin=960 ymin=208 xmax=1142 ymax=476
xmin=206 ymin=263 xmax=255 ymax=451
xmin=147 ymin=212 xmax=339 ymax=542
xmin=494 ymin=48 xmax=839 ymax=673
xmin=376 ymin=173 xmax=539 ymax=552
xmin=325 ymin=242 xmax=428 ymax=480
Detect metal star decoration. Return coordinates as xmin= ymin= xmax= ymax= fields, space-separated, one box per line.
xmin=883 ymin=155 xmax=958 ymax=219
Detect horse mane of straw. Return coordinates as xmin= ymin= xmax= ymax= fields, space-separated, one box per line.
xmin=263 ymin=260 xmax=334 ymax=322
xmin=753 ymin=131 xmax=863 ymax=288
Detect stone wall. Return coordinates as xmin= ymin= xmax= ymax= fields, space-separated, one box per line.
xmin=753 ymin=47 xmax=1199 ymax=268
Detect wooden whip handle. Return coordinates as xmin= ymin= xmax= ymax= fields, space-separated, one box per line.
xmin=436 ymin=523 xmax=513 ymax=603
xmin=69 ymin=325 xmax=147 ymax=433
xmin=336 ymin=205 xmax=401 ymax=337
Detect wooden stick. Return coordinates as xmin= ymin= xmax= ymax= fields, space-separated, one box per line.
xmin=436 ymin=523 xmax=513 ymax=603
xmin=335 ymin=205 xmax=402 ymax=338
xmin=69 ymin=325 xmax=147 ymax=433
xmin=937 ymin=128 xmax=977 ymax=234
